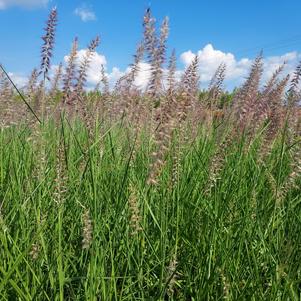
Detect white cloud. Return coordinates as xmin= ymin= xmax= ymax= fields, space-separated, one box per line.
xmin=180 ymin=44 xmax=301 ymax=89
xmin=263 ymin=51 xmax=300 ymax=82
xmin=9 ymin=44 xmax=300 ymax=94
xmin=76 ymin=44 xmax=301 ymax=91
xmin=78 ymin=50 xmax=106 ymax=84
xmin=64 ymin=48 xmax=106 ymax=87
xmin=63 ymin=48 xmax=152 ymax=90
xmin=181 ymin=44 xmax=252 ymax=84
xmin=108 ymin=67 xmax=124 ymax=83
xmin=107 ymin=62 xmax=152 ymax=90
xmin=131 ymin=62 xmax=152 ymax=89
xmin=0 ymin=0 xmax=48 ymax=9
xmin=8 ymin=72 xmax=27 ymax=88
xmin=74 ymin=6 xmax=96 ymax=22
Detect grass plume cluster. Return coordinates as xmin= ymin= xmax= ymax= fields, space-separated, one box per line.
xmin=0 ymin=7 xmax=301 ymax=300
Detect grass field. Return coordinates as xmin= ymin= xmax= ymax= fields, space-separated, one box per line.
xmin=0 ymin=6 xmax=301 ymax=301
xmin=0 ymin=117 xmax=300 ymax=300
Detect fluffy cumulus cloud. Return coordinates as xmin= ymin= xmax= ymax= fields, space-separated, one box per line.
xmin=180 ymin=44 xmax=301 ymax=89
xmin=108 ymin=62 xmax=153 ymax=90
xmin=64 ymin=49 xmax=106 ymax=88
xmin=181 ymin=44 xmax=251 ymax=85
xmin=0 ymin=0 xmax=48 ymax=9
xmin=74 ymin=6 xmax=96 ymax=22
xmin=108 ymin=67 xmax=124 ymax=83
xmin=130 ymin=62 xmax=151 ymax=89
xmin=8 ymin=72 xmax=28 ymax=88
xmin=44 ymin=44 xmax=301 ymax=92
xmin=63 ymin=47 xmax=154 ymax=90
xmin=263 ymin=51 xmax=301 ymax=82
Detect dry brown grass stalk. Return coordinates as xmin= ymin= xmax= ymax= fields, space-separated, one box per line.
xmin=53 ymin=140 xmax=67 ymax=205
xmin=128 ymin=183 xmax=142 ymax=235
xmin=82 ymin=209 xmax=93 ymax=249
xmin=63 ymin=37 xmax=79 ymax=106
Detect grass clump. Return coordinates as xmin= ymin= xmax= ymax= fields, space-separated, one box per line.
xmin=0 ymin=119 xmax=300 ymax=300
xmin=0 ymin=6 xmax=301 ymax=300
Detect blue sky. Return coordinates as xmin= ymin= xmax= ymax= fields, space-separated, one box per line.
xmin=1 ymin=0 xmax=301 ymax=89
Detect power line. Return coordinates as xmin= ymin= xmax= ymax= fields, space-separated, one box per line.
xmin=235 ymin=34 xmax=301 ymax=57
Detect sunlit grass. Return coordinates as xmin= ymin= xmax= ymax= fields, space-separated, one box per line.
xmin=0 ymin=118 xmax=300 ymax=300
